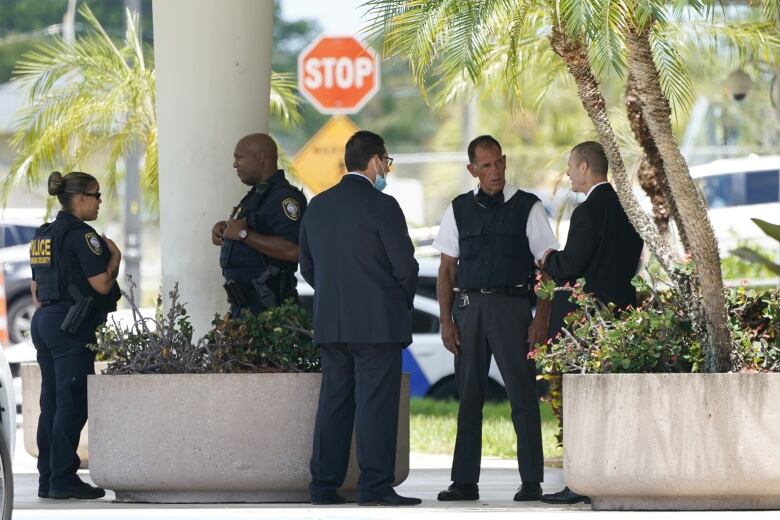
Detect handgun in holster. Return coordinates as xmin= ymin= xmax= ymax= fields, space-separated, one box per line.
xmin=60 ymin=284 xmax=95 ymax=334
xmin=223 ymin=279 xmax=249 ymax=307
xmin=251 ymin=266 xmax=280 ymax=311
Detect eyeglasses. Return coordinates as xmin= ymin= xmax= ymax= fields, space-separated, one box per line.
xmin=82 ymin=191 xmax=101 ymax=199
xmin=381 ymin=155 xmax=394 ymax=167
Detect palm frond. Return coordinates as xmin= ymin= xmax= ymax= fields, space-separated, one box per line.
xmin=270 ymin=72 xmax=302 ymax=129
xmin=587 ymin=0 xmax=630 ymax=76
xmin=3 ymin=3 xmax=295 ymax=214
xmin=649 ymin=22 xmax=695 ymax=117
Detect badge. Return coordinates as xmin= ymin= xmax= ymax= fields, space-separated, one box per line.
xmin=84 ymin=232 xmax=103 ymax=255
xmin=282 ymin=198 xmax=300 ymax=221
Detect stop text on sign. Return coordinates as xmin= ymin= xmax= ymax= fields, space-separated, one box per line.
xmin=303 ymin=57 xmax=374 ymax=89
xmin=298 ymin=35 xmax=380 ymax=115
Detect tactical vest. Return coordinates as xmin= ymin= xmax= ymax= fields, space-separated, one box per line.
xmin=453 ymin=189 xmax=538 ymax=290
xmin=30 ymin=213 xmax=120 ymax=312
xmin=219 ymin=182 xmax=271 ymax=278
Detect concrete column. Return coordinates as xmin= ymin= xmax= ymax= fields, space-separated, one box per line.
xmin=152 ymin=0 xmax=273 ymax=337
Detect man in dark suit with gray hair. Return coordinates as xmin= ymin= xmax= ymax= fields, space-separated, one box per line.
xmin=300 ymin=130 xmax=421 ymax=507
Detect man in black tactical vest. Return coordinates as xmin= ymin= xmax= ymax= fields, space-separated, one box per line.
xmin=433 ymin=135 xmax=559 ymax=502
xmin=211 ymin=133 xmax=307 ymax=318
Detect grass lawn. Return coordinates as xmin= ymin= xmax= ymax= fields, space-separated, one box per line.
xmin=410 ymin=398 xmax=563 ymax=461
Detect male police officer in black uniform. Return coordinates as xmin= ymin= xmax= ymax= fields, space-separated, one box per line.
xmin=433 ymin=135 xmax=559 ymax=502
xmin=211 ymin=133 xmax=307 ymax=317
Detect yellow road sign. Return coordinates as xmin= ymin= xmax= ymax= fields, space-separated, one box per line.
xmin=292 ymin=116 xmax=359 ymax=194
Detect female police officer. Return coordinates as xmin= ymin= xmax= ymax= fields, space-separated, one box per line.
xmin=29 ymin=171 xmax=121 ymax=500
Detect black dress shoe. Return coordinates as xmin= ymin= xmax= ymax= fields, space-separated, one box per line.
xmin=540 ymin=486 xmax=591 ymax=504
xmin=49 ymin=482 xmax=105 ymax=500
xmin=311 ymin=491 xmax=347 ymax=505
xmin=437 ymin=482 xmax=479 ymax=501
xmin=513 ymin=482 xmax=543 ymax=501
xmin=358 ymin=490 xmax=422 ymax=506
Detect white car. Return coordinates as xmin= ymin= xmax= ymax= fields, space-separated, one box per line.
xmin=296 ymin=259 xmax=508 ymax=401
xmin=0 ymin=348 xmax=15 ymax=517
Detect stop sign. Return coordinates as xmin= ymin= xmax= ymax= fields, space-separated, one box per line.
xmin=298 ymin=35 xmax=380 ymax=114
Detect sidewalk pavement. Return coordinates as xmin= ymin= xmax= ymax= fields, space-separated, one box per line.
xmin=10 ymin=425 xmax=777 ymax=519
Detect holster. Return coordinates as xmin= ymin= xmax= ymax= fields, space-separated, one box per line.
xmin=251 ymin=266 xmax=280 ymax=311
xmin=60 ymin=284 xmax=95 ymax=334
xmin=223 ymin=279 xmax=249 ymax=307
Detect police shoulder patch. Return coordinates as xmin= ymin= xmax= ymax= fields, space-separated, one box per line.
xmin=282 ymin=197 xmax=301 ymax=221
xmin=84 ymin=232 xmax=102 ymax=255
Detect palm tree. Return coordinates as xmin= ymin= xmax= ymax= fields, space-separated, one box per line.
xmin=366 ymin=0 xmax=778 ymax=372
xmin=1 ymin=4 xmax=301 ymax=214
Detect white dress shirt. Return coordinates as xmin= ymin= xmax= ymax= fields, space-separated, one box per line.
xmin=433 ymin=184 xmax=560 ymax=261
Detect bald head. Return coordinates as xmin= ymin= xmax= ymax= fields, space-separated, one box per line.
xmin=233 ymin=133 xmax=279 ymax=186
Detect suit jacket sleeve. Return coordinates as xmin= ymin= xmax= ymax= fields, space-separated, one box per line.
xmin=544 ymin=204 xmax=597 ymax=282
xmin=299 ymin=218 xmax=315 ymax=288
xmin=378 ymin=197 xmax=419 ymax=308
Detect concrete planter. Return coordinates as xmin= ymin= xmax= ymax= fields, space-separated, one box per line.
xmin=88 ymin=372 xmax=410 ymax=503
xmin=21 ymin=361 xmax=108 ymax=465
xmin=564 ymin=373 xmax=780 ymax=510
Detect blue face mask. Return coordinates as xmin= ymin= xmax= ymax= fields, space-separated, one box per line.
xmin=374 ymin=172 xmax=387 ymax=191
xmin=373 ymin=160 xmax=388 ymax=191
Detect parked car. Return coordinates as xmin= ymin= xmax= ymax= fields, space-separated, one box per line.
xmin=1 ymin=244 xmax=35 ymax=345
xmin=0 ymin=348 xmax=16 ymax=518
xmin=296 ymin=260 xmax=509 ymax=401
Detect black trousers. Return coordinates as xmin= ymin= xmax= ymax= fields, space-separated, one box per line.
xmin=451 ymin=292 xmax=544 ymax=483
xmin=30 ymin=305 xmax=96 ymax=492
xmin=309 ymin=343 xmax=402 ymax=502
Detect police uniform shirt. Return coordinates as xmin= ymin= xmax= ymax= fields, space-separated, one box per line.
xmin=29 ymin=211 xmax=110 ymax=285
xmin=224 ymin=170 xmax=306 ymax=273
xmin=64 ymin=218 xmax=111 ymax=280
xmin=433 ymin=184 xmax=560 ymax=261
xmin=249 ymin=170 xmax=306 ymax=250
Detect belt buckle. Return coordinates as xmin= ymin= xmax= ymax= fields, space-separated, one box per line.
xmin=480 ymin=288 xmax=493 ymax=294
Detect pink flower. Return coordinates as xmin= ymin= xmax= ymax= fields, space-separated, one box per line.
xmin=527 ymin=349 xmax=537 ymax=359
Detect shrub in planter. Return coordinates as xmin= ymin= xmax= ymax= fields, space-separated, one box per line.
xmin=530 ymin=269 xmax=780 ymax=510
xmin=92 ymin=282 xmax=319 ymax=374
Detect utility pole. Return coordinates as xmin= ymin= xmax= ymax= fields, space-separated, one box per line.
xmin=62 ymin=0 xmax=77 ymax=44
xmin=124 ymin=0 xmax=143 ymax=299
xmin=461 ymin=96 xmax=477 ymax=191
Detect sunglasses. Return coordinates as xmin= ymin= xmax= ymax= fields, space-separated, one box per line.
xmin=82 ymin=191 xmax=101 ymax=199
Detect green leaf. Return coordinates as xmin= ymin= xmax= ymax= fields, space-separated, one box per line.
xmin=751 ymin=218 xmax=780 ymax=243
xmin=730 ymin=247 xmax=780 ymax=276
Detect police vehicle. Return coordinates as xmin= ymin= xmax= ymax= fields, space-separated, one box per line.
xmin=296 ymin=258 xmax=508 ymax=401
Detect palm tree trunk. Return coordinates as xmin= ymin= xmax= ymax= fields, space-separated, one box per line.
xmin=548 ymin=27 xmax=677 ymax=278
xmin=625 ymin=25 xmax=732 ymax=372
xmin=548 ymin=26 xmax=711 ymax=359
xmin=625 ymin=72 xmax=687 ymax=245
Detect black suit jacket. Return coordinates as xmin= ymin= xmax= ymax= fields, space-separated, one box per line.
xmin=544 ymin=183 xmax=643 ymax=334
xmin=299 ymin=174 xmax=419 ymax=346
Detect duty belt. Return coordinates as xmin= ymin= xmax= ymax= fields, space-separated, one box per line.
xmin=456 ymin=286 xmax=530 ymax=296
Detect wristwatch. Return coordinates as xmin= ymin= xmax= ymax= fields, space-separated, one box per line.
xmin=238 ymin=229 xmax=249 ymax=241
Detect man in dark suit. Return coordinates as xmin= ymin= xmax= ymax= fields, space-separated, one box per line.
xmin=540 ymin=141 xmax=644 ymax=504
xmin=300 ymin=130 xmax=421 ymax=507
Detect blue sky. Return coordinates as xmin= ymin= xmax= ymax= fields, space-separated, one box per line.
xmin=281 ymin=0 xmax=368 ymax=36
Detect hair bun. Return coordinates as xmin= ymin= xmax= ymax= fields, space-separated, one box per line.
xmin=47 ymin=171 xmax=64 ymax=196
